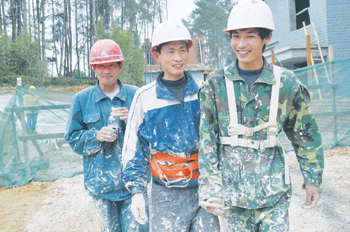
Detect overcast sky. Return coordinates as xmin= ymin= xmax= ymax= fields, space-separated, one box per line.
xmin=167 ymin=0 xmax=196 ymax=23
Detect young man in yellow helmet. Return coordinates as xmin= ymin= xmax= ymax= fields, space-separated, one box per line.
xmin=65 ymin=39 xmax=148 ymax=231
xmin=198 ymin=0 xmax=324 ymax=231
xmin=122 ymin=21 xmax=220 ymax=231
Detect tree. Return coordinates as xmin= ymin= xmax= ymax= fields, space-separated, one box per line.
xmin=0 ymin=0 xmax=165 ymax=83
xmin=96 ymin=21 xmax=146 ymax=86
xmin=184 ymin=0 xmax=236 ymax=68
xmin=10 ymin=0 xmax=16 ymax=41
xmin=0 ymin=34 xmax=48 ymax=83
xmin=75 ymin=0 xmax=80 ymax=78
xmin=41 ymin=0 xmax=46 ymax=60
xmin=1 ymin=0 xmax=6 ymax=35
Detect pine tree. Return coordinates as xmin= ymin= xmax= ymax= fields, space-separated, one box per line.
xmin=184 ymin=0 xmax=236 ymax=69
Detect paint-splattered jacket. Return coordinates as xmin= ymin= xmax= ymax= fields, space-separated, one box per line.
xmin=122 ymin=71 xmax=202 ymax=194
xmin=65 ymin=80 xmax=138 ymax=201
xmin=198 ymin=59 xmax=324 ymax=209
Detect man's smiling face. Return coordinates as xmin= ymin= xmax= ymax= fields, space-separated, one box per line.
xmin=231 ymin=28 xmax=271 ymax=70
xmin=153 ymin=41 xmax=189 ymax=81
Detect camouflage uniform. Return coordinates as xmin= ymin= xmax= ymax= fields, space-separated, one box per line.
xmin=224 ymin=193 xmax=290 ymax=231
xmin=198 ymin=59 xmax=324 ymax=230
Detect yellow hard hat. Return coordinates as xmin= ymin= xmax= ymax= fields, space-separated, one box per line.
xmin=29 ymin=85 xmax=36 ymax=91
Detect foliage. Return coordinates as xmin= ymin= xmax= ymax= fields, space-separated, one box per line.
xmin=1 ymin=0 xmax=166 ymax=86
xmin=96 ymin=21 xmax=146 ymax=87
xmin=48 ymin=77 xmax=94 ymax=87
xmin=183 ymin=0 xmax=237 ymax=68
xmin=209 ymin=64 xmax=215 ymax=72
xmin=0 ymin=75 xmax=34 ymax=87
xmin=73 ymin=69 xmax=86 ymax=78
xmin=0 ymin=34 xmax=49 ymax=86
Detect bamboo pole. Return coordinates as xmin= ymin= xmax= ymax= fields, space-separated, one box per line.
xmin=329 ymin=45 xmax=337 ymax=143
xmin=271 ymin=50 xmax=275 ymax=65
xmin=329 ymin=45 xmax=334 ymax=61
xmin=306 ymin=35 xmax=312 ymax=67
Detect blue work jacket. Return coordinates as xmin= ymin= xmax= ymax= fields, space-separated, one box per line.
xmin=65 ymin=80 xmax=138 ymax=201
xmin=122 ymin=71 xmax=202 ymax=194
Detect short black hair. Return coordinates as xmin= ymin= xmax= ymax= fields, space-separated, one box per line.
xmin=155 ymin=41 xmax=189 ymax=54
xmin=230 ymin=28 xmax=272 ymax=52
xmin=155 ymin=42 xmax=170 ymax=54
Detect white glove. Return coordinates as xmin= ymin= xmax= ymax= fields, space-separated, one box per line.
xmin=130 ymin=193 xmax=148 ymax=225
xmin=200 ymin=197 xmax=226 ymax=216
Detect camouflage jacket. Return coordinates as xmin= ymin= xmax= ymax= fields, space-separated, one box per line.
xmin=198 ymin=59 xmax=324 ymax=209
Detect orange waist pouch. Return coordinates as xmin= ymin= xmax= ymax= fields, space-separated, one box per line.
xmin=150 ymin=152 xmax=199 ymax=181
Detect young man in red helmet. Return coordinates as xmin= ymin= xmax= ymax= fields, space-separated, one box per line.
xmin=198 ymin=0 xmax=324 ymax=231
xmin=122 ymin=21 xmax=220 ymax=231
xmin=65 ymin=39 xmax=149 ymax=232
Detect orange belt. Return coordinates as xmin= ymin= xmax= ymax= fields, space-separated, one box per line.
xmin=150 ymin=152 xmax=199 ymax=181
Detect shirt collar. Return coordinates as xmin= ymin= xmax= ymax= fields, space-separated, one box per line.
xmin=156 ymin=71 xmax=199 ymax=99
xmin=95 ymin=79 xmax=127 ymax=102
xmin=225 ymin=57 xmax=276 ymax=85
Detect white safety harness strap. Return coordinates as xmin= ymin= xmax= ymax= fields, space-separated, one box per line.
xmin=220 ymin=65 xmax=290 ymax=184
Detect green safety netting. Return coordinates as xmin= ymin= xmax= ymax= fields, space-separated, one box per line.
xmin=0 ymin=86 xmax=81 ymax=187
xmin=1 ymin=58 xmax=350 ymax=188
xmin=278 ymin=57 xmax=350 ymax=151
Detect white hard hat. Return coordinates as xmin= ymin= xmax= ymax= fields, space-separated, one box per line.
xmin=224 ymin=0 xmax=275 ymax=34
xmin=151 ymin=21 xmax=193 ymax=53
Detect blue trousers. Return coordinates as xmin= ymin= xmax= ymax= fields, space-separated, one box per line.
xmin=93 ymin=194 xmax=149 ymax=232
xmin=150 ymin=180 xmax=220 ymax=232
xmin=26 ymin=113 xmax=38 ymax=132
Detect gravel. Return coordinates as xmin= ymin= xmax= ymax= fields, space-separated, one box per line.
xmin=1 ymin=147 xmax=349 ymax=231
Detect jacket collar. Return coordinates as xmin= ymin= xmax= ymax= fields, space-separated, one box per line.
xmin=225 ymin=57 xmax=276 ymax=85
xmin=95 ymin=79 xmax=127 ymax=102
xmin=156 ymin=71 xmax=199 ymax=100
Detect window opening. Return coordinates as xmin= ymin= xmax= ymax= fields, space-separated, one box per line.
xmin=295 ymin=0 xmax=310 ymax=29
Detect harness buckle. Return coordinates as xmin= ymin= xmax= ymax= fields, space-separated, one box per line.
xmin=228 ymin=126 xmax=238 ymax=136
xmin=259 ymin=141 xmax=266 ymax=153
xmin=245 ymin=128 xmax=254 ymax=136
xmin=161 ymin=171 xmax=193 ymax=188
xmin=267 ymin=125 xmax=278 ymax=135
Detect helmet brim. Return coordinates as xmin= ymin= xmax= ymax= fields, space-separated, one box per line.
xmin=151 ymin=40 xmax=193 ymax=53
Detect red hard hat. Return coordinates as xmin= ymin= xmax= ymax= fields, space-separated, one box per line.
xmin=89 ymin=39 xmax=125 ymax=66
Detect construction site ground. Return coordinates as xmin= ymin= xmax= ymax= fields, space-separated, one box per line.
xmin=0 ymin=147 xmax=349 ymax=231
xmin=0 ymin=87 xmax=349 ymax=231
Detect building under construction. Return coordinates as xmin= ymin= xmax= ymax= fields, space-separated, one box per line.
xmin=263 ymin=0 xmax=350 ymax=69
xmin=143 ymin=36 xmax=209 ymax=83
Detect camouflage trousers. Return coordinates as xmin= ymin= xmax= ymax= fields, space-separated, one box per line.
xmin=223 ymin=193 xmax=291 ymax=232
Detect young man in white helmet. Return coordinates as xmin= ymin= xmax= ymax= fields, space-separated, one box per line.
xmin=65 ymin=39 xmax=149 ymax=231
xmin=198 ymin=0 xmax=324 ymax=231
xmin=122 ymin=21 xmax=220 ymax=231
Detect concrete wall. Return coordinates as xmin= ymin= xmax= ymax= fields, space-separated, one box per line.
xmin=266 ymin=0 xmax=327 ymax=49
xmin=326 ymin=0 xmax=350 ymax=60
xmin=143 ymin=72 xmax=160 ymax=84
xmin=190 ymin=71 xmax=205 ymax=82
xmin=266 ymin=0 xmax=350 ymax=61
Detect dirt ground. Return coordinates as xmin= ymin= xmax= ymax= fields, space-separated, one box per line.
xmin=0 ymin=147 xmax=349 ymax=232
